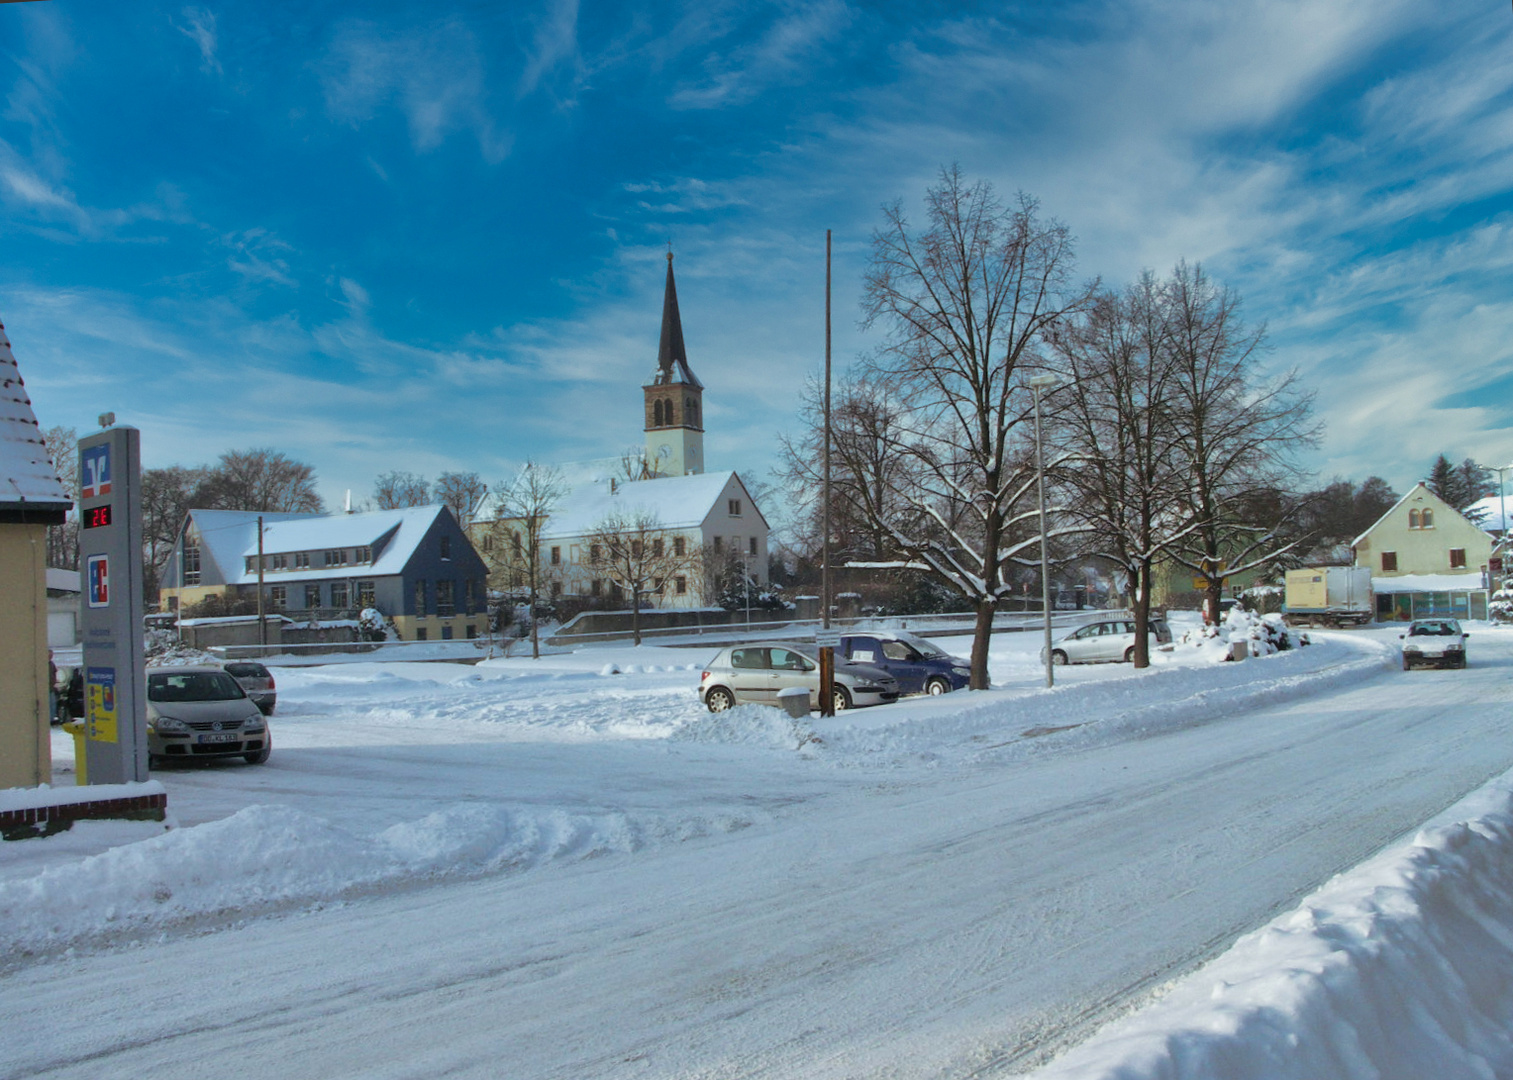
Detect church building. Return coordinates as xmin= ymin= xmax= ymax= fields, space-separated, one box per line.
xmin=473 ymin=253 xmax=770 ymax=609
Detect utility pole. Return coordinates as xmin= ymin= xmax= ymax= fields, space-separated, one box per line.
xmin=257 ymin=515 xmax=266 ymax=647
xmin=819 ymin=229 xmax=836 ymax=717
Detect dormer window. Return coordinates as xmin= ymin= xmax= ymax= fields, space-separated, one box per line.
xmin=356 ymin=546 xmax=372 ymax=563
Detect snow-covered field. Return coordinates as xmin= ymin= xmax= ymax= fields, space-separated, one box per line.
xmin=6 ymin=614 xmax=1513 ymax=1078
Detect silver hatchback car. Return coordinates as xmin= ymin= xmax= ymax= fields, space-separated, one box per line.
xmin=1042 ymin=616 xmax=1172 ymax=665
xmin=699 ymin=642 xmax=901 ymax=713
xmin=146 ymin=665 xmax=272 ymax=767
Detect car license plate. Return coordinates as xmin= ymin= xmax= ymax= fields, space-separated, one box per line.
xmin=200 ymin=732 xmax=239 ymax=744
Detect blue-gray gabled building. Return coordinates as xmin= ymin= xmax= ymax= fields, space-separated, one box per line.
xmin=159 ymin=504 xmax=490 ymax=641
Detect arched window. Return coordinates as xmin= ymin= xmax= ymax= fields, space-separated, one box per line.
xmin=1408 ymin=509 xmax=1420 ymax=528
xmin=1422 ymin=508 xmax=1434 ymax=528
xmin=653 ymin=399 xmax=664 ymax=426
xmin=665 ymin=398 xmax=675 ymax=425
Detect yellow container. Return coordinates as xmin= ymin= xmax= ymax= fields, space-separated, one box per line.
xmin=61 ymin=721 xmax=87 ymax=786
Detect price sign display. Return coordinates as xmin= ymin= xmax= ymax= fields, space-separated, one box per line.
xmin=83 ymin=504 xmax=113 ymax=530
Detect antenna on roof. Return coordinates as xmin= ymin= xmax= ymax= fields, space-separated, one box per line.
xmin=344 ymin=490 xmax=352 ymax=514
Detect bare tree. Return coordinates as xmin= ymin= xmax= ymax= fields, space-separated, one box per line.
xmin=435 ymin=471 xmax=487 ymax=525
xmin=372 ymin=471 xmax=431 ymax=509
xmin=197 ymin=448 xmax=324 ymax=513
xmin=42 ymin=425 xmax=79 ymax=570
xmin=858 ymin=166 xmax=1096 ymax=688
xmin=141 ymin=465 xmax=212 ymax=602
xmin=1162 ymin=262 xmax=1319 ymax=622
xmin=587 ymin=510 xmax=695 ymax=645
xmin=487 ymin=461 xmax=569 ymax=658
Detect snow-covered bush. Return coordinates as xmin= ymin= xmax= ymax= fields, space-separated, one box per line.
xmin=1178 ymin=606 xmax=1307 ymax=661
xmin=358 ymin=607 xmax=398 ymax=642
xmin=1490 ymin=587 xmax=1513 ymax=625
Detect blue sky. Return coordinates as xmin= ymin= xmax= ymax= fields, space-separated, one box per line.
xmin=6 ymin=1 xmax=1513 ymax=520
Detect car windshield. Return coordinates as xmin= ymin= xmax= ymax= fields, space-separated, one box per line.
xmin=1410 ymin=623 xmax=1457 ymax=636
xmin=148 ymin=671 xmax=247 ymax=702
xmin=223 ymin=663 xmax=270 ymax=678
xmin=898 ymin=635 xmax=948 ymax=659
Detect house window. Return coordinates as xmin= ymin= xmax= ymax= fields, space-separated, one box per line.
xmin=551 ymin=581 xmax=562 ymax=597
xmin=330 ymin=581 xmax=349 ymax=609
xmin=729 ymin=499 xmax=742 ymax=516
xmin=294 ymin=551 xmax=310 ymax=569
xmin=1422 ymin=509 xmax=1434 ymax=528
xmin=269 ymin=585 xmax=287 ymax=610
xmin=654 ymin=577 xmax=665 ymax=593
xmin=440 ymin=536 xmax=452 ymax=561
xmin=356 ymin=546 xmax=372 ymax=563
xmin=675 ymin=576 xmax=687 ymax=595
xmin=416 ymin=627 xmax=427 ymax=641
xmin=512 ymin=532 xmax=522 ymax=556
xmin=632 ymin=539 xmax=643 ymax=559
xmin=652 ymin=538 xmax=664 ymax=557
xmin=482 ymin=534 xmax=493 ymax=553
xmin=1382 ymin=551 xmax=1398 ymax=573
xmin=590 ymin=544 xmax=601 ymax=564
xmin=551 ymin=546 xmax=561 ymax=565
xmin=437 ymin=580 xmax=455 ymax=617
xmin=713 ymin=536 xmax=723 ymax=551
xmin=464 ymin=579 xmax=476 ymax=615
xmin=674 ymin=536 xmax=686 ymax=557
xmin=183 ymin=546 xmax=201 ymax=586
xmin=591 ymin=579 xmax=602 ymax=597
xmin=441 ymin=624 xmax=454 ymax=641
xmin=305 ymin=584 xmax=322 ymax=609
xmin=466 ymin=624 xmax=477 ymax=639
xmin=324 ymin=549 xmax=347 ymax=567
xmin=1450 ymin=548 xmax=1467 ymax=568
xmin=749 ymin=536 xmax=758 ymax=556
xmin=272 ymin=553 xmax=288 ymax=570
xmin=414 ymin=579 xmax=428 ymax=616
xmin=358 ymin=580 xmax=376 ymax=608
xmin=245 ymin=556 xmax=256 ymax=573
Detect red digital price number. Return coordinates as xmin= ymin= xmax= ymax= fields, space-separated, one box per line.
xmin=83 ymin=504 xmax=113 ymax=530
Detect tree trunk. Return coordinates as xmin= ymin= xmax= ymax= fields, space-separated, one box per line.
xmin=529 ymin=579 xmax=540 ymax=660
xmin=1131 ymin=559 xmax=1153 ymax=668
xmin=969 ymin=599 xmax=995 ymax=690
xmin=1204 ymin=579 xmax=1225 ymax=626
xmin=631 ymin=590 xmax=642 ymax=646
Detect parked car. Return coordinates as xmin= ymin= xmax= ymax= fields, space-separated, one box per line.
xmin=699 ymin=642 xmax=901 ymax=713
xmin=146 ymin=665 xmax=271 ymax=766
xmin=222 ymin=661 xmax=277 ymax=714
xmin=839 ymin=631 xmax=971 ymax=695
xmin=1400 ymin=619 xmax=1468 ymax=670
xmin=53 ymin=665 xmax=84 ymax=725
xmin=1040 ymin=616 xmax=1172 ymax=665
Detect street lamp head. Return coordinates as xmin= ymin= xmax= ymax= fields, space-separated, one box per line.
xmin=1027 ymin=374 xmax=1058 ymax=390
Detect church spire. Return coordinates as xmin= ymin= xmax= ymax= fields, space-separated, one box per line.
xmin=655 ymin=251 xmax=702 ymax=388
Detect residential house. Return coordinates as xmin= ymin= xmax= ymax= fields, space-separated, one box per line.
xmin=0 ymin=317 xmax=73 ymax=788
xmin=159 ymin=504 xmax=489 ymax=641
xmin=1353 ymin=482 xmax=1492 ymax=620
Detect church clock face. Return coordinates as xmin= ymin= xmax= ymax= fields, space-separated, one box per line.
xmin=658 ymin=444 xmax=671 ymax=460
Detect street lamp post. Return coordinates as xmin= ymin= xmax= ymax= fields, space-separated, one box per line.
xmin=1029 ymin=373 xmax=1058 ymax=689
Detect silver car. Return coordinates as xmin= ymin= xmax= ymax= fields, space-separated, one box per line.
xmin=147 ymin=665 xmax=272 ymax=767
xmin=1042 ymin=617 xmax=1172 ymax=665
xmin=698 ymin=642 xmax=901 ymax=712
xmin=1400 ymin=619 xmax=1468 ymax=670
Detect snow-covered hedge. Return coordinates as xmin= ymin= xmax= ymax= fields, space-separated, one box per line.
xmin=1490 ymin=587 xmax=1513 ymax=625
xmin=1177 ymin=606 xmax=1307 ymax=661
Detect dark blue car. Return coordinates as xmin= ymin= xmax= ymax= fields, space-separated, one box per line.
xmin=838 ymin=632 xmax=972 ymax=695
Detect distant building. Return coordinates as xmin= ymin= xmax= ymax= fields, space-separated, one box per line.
xmin=473 ymin=252 xmax=770 ymax=609
xmin=159 ymin=505 xmax=489 ymax=641
xmin=0 ymin=316 xmax=73 ymax=788
xmin=46 ymin=567 xmax=81 ymax=648
xmin=1353 ymin=482 xmax=1492 ymax=620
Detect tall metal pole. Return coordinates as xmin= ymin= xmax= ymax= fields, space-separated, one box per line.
xmin=823 ymin=228 xmax=832 ymax=632
xmin=256 ymin=515 xmax=266 ymax=647
xmin=1030 ymin=375 xmax=1057 ymax=688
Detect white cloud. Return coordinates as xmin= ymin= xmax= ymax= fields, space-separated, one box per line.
xmin=517 ymin=0 xmax=583 ymax=100
xmin=175 ymin=7 xmax=221 ymax=76
xmin=668 ymin=0 xmax=854 ymax=110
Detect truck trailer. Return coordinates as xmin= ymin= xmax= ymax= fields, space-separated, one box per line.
xmin=1283 ymin=567 xmax=1374 ymax=627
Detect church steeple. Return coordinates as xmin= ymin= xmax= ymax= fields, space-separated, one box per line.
xmin=644 ymin=251 xmax=705 ymax=476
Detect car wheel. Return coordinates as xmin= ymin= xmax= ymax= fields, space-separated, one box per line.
xmin=832 ymin=686 xmax=853 ymax=712
xmin=925 ymin=677 xmax=950 ymax=696
xmin=1051 ymin=650 xmax=1069 ymax=666
xmin=706 ymin=687 xmax=735 ymax=713
xmin=244 ymin=743 xmax=271 ymax=765
xmin=1123 ymin=647 xmax=1135 ymax=663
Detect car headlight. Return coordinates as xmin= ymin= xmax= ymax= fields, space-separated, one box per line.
xmin=952 ymin=666 xmax=970 ymax=676
xmin=153 ymin=715 xmax=189 ymax=734
xmin=244 ymin=714 xmax=266 ymax=730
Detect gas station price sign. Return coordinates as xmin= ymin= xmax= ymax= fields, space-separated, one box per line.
xmin=83 ymin=504 xmax=113 ymax=529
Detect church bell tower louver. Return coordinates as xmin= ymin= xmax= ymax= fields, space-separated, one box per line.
xmin=643 ymin=251 xmax=705 ymax=476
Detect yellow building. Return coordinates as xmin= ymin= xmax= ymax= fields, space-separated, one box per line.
xmin=0 ymin=318 xmax=73 ymax=790
xmin=1353 ymin=482 xmax=1493 ymax=620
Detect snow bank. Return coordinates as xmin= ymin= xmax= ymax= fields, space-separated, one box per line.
xmin=670 ymin=703 xmax=820 ymax=751
xmin=0 ymin=801 xmax=761 ymax=958
xmin=1029 ymin=770 xmax=1513 ymax=1080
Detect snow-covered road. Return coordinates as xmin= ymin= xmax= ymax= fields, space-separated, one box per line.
xmin=5 ymin=622 xmax=1513 ymax=1078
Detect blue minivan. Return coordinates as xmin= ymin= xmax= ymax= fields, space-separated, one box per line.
xmin=838 ymin=631 xmax=972 ymax=695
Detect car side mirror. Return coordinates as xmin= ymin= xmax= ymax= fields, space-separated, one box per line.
xmin=1398 ymin=634 xmax=1405 ymax=639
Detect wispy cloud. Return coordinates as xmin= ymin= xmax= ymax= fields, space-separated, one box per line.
xmin=174 ymin=7 xmax=221 ymax=77
xmin=517 ymin=0 xmax=583 ymax=101
xmin=668 ymin=0 xmax=854 ymax=109
xmin=319 ymin=18 xmax=511 ymax=164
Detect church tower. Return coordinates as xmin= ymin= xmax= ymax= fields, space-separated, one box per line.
xmin=643 ymin=251 xmax=705 ymax=476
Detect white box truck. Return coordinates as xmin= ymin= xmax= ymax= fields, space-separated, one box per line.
xmin=1282 ymin=567 xmax=1374 ymax=627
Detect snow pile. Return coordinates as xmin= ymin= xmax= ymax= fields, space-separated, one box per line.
xmin=670 ymin=703 xmax=820 ymax=751
xmin=144 ymin=633 xmax=220 ymax=666
xmin=0 ymin=801 xmax=762 ymax=958
xmin=1030 ymin=773 xmax=1513 ymax=1080
xmin=1177 ymin=607 xmax=1304 ymax=661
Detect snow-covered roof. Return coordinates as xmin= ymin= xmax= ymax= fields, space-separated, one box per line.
xmin=1372 ymin=572 xmax=1486 ymax=593
xmin=0 ymin=318 xmax=71 ymax=512
xmin=1466 ymin=493 xmax=1513 ymax=534
xmin=537 ymin=471 xmax=763 ymax=538
xmin=46 ymin=567 xmax=80 ymax=594
xmin=188 ymin=506 xmax=454 ymax=585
